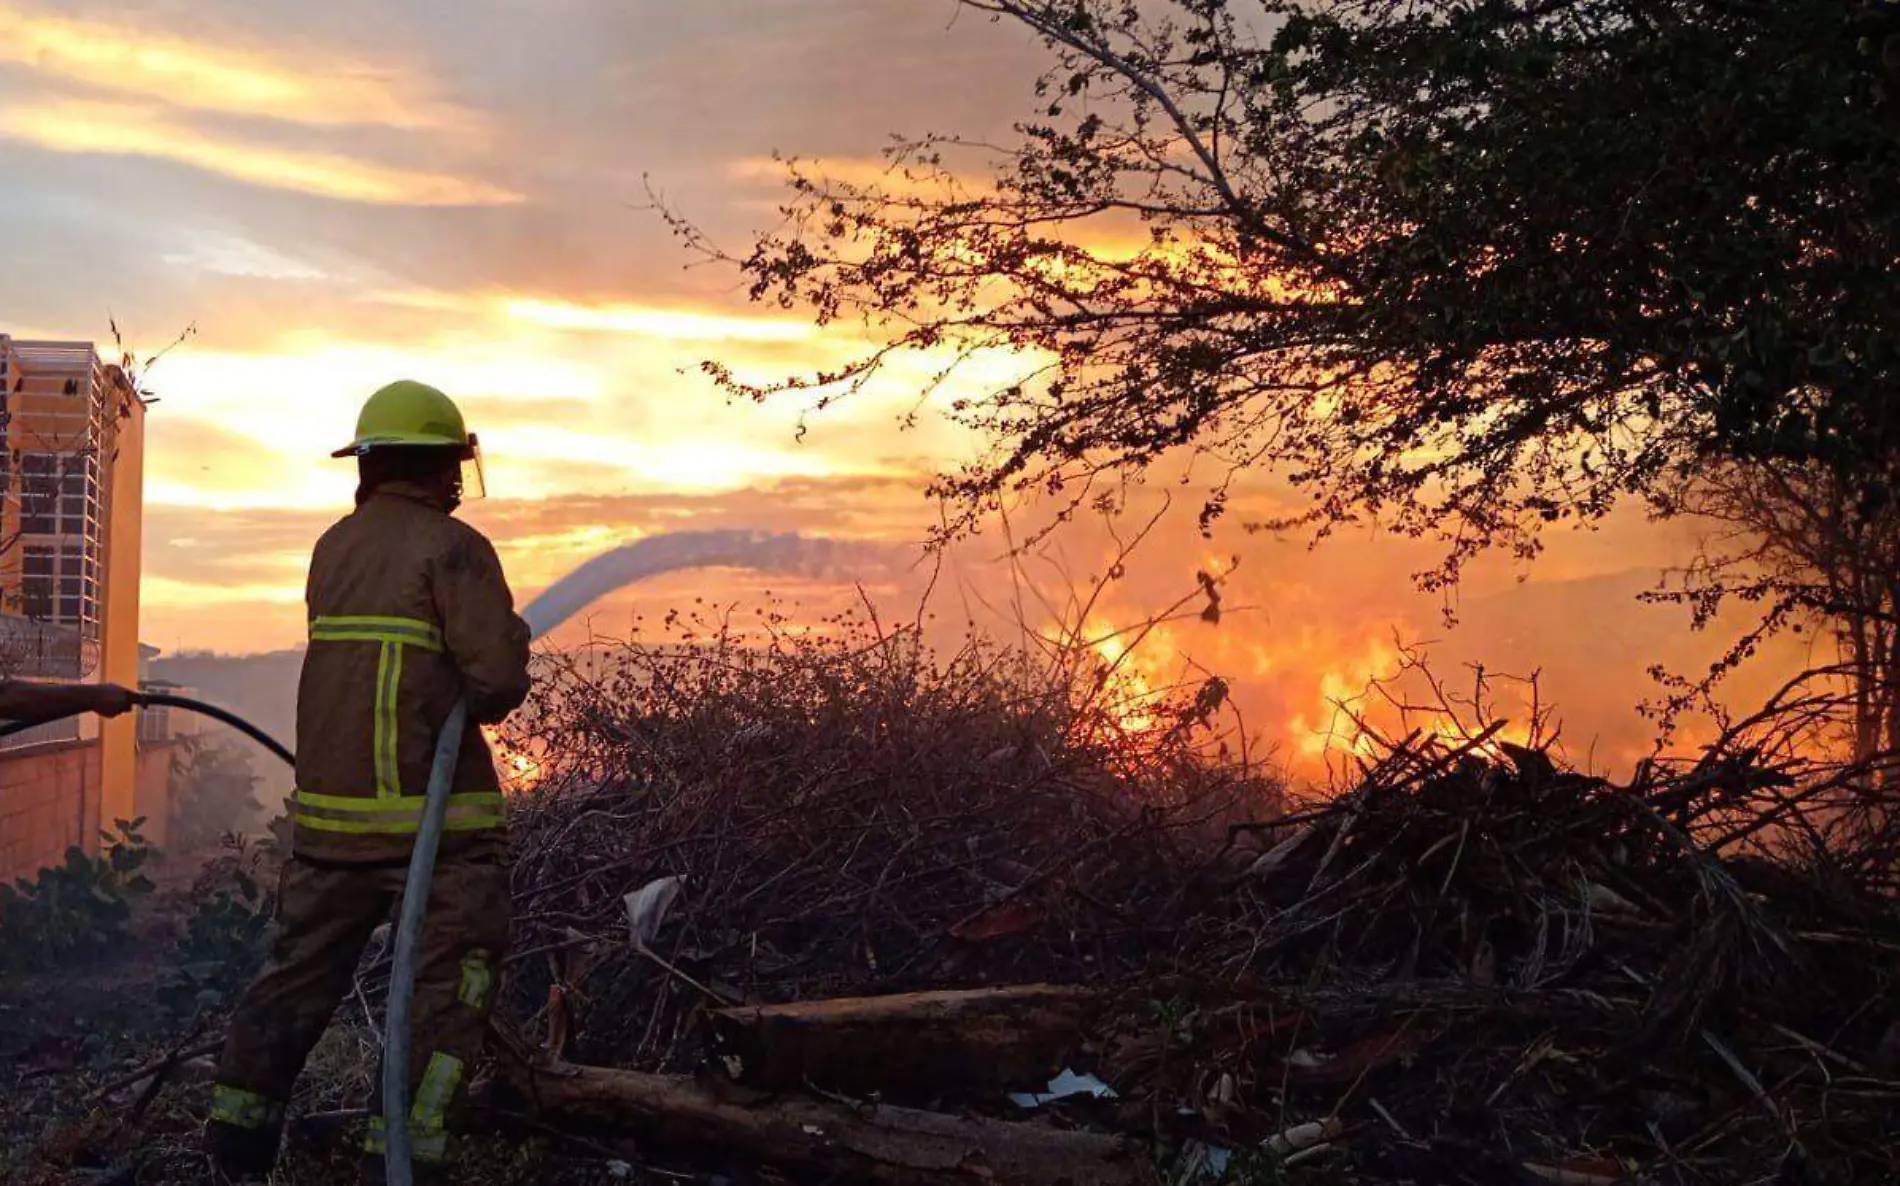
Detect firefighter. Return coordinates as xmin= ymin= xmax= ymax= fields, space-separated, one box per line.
xmin=0 ymin=680 xmax=136 ymax=725
xmin=206 ymin=380 xmax=532 ymax=1181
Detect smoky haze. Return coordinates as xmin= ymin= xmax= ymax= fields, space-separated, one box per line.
xmin=151 ymin=514 xmax=1806 ymax=808
xmin=153 ymin=529 xmax=916 ymax=816
xmin=520 ymin=529 xmax=909 ymax=638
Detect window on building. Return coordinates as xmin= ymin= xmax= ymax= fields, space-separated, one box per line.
xmin=17 ymin=453 xmax=93 ymax=536
xmin=58 ymin=466 xmax=90 ymax=532
xmin=138 ymin=701 xmax=172 ymax=745
xmin=16 ymin=537 xmax=99 ymax=633
xmin=21 ymin=544 xmax=53 ymax=619
xmin=20 ymin=453 xmax=56 ymax=534
xmin=0 ymin=378 xmax=16 ymax=510
xmin=57 ymin=549 xmax=82 ymax=623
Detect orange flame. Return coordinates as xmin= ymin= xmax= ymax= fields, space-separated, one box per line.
xmin=1058 ymin=616 xmax=1175 ymax=738
xmin=483 ymin=725 xmax=544 ymax=794
xmin=1285 ymin=635 xmax=1541 ymax=773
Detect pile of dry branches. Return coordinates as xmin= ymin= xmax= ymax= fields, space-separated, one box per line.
xmin=494 ymin=611 xmax=1900 ymax=1184
xmin=1110 ymin=731 xmax=1900 ymax=1184
xmin=501 ymin=606 xmax=1269 ymax=1071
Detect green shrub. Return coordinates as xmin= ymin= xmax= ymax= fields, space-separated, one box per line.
xmin=0 ymin=819 xmax=156 ymax=970
xmin=160 ymin=833 xmax=274 ymax=1017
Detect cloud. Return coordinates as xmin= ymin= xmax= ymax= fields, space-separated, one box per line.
xmin=505 ymin=297 xmax=818 ymax=343
xmin=0 ymin=99 xmax=519 ymax=206
xmin=489 ymin=423 xmax=889 ymax=494
xmin=143 ymin=417 xmax=312 ymax=502
xmin=0 ymin=3 xmax=473 ymax=131
xmin=143 ymin=502 xmax=329 ymax=594
xmin=467 ymin=475 xmax=932 ymax=556
xmin=133 ymin=304 xmax=975 ymax=509
xmin=372 ymin=290 xmax=827 ymax=344
xmin=161 ymin=234 xmax=333 ymax=281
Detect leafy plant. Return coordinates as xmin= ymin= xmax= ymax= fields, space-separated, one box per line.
xmin=0 ymin=819 xmax=156 ymax=970
xmin=159 ymin=833 xmax=274 ymax=1017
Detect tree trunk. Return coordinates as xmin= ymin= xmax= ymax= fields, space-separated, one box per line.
xmin=1849 ymin=613 xmax=1878 ymax=767
xmin=1879 ymin=602 xmax=1900 ymax=815
xmin=708 ymin=985 xmax=1098 ymax=1096
xmin=501 ymin=1062 xmax=1156 ymax=1186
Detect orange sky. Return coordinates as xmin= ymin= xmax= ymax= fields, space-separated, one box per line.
xmin=0 ymin=1 xmax=1807 ymax=778
xmin=0 ymin=0 xmax=1040 ymax=636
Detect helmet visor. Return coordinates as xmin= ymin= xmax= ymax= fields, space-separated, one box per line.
xmin=461 ymin=433 xmax=487 ymax=500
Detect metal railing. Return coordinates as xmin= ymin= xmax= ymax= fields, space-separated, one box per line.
xmin=0 ymin=714 xmax=81 ymax=751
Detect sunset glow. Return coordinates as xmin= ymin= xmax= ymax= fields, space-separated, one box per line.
xmin=0 ymin=0 xmax=1771 ymax=784
xmin=0 ymin=100 xmax=518 ymax=206
xmin=0 ymin=3 xmax=473 ymax=130
xmin=506 ymin=299 xmax=819 ymax=343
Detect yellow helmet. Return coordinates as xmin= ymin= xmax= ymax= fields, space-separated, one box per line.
xmin=332 ymin=380 xmax=476 ymax=459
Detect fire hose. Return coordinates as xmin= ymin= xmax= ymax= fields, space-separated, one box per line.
xmin=0 ymin=686 xmax=483 ymax=1186
xmin=383 ymin=589 xmax=561 ymax=1185
xmin=381 ymin=697 xmax=466 ymax=1186
xmin=0 ymin=690 xmax=295 ymax=764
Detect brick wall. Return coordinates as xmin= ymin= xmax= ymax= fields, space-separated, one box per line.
xmin=0 ymin=739 xmax=102 ymax=883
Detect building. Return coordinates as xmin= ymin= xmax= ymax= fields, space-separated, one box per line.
xmin=0 ymin=335 xmax=159 ymax=878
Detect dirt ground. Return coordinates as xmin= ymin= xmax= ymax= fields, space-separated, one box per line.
xmin=0 ymin=851 xmax=691 ymax=1186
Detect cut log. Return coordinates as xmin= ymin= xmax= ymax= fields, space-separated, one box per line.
xmin=708 ymin=984 xmax=1098 ymax=1096
xmin=504 ymin=1062 xmax=1156 ymax=1186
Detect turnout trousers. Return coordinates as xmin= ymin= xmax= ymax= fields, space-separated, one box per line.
xmin=205 ymin=852 xmax=511 ymax=1174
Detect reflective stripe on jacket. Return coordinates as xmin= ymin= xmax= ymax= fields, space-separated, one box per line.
xmin=292 ymin=480 xmax=532 ymax=863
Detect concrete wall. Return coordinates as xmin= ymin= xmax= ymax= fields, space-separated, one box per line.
xmin=99 ymin=394 xmax=146 ymax=829
xmin=0 ymin=740 xmax=101 ymax=883
xmin=134 ymin=739 xmax=177 ymax=850
xmin=0 ymin=734 xmax=179 ymax=883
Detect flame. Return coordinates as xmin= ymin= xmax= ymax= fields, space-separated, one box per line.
xmin=1291 ymin=638 xmax=1405 ymax=760
xmin=1060 ymin=616 xmax=1175 ymax=738
xmin=1285 ymin=636 xmax=1542 ymax=770
xmin=483 ymin=726 xmax=544 ymax=794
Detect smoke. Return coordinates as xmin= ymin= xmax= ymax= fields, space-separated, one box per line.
xmin=520 ymin=529 xmax=908 ymax=638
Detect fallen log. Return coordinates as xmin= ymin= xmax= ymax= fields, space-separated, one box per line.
xmin=505 ymin=1062 xmax=1156 ymax=1186
xmin=707 ymin=984 xmax=1097 ymax=1097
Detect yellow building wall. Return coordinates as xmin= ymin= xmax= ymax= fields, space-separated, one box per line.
xmin=134 ymin=738 xmax=176 ymax=849
xmin=99 ymin=395 xmax=146 ymax=832
xmin=0 ymin=740 xmax=101 ymax=881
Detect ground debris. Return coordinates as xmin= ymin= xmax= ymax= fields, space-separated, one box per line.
xmin=707 ymin=984 xmax=1098 ymax=1096
xmin=20 ymin=625 xmax=1900 ymax=1186
xmin=501 ymin=1060 xmax=1158 ymax=1186
xmin=507 ymin=692 xmax=1900 ymax=1184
